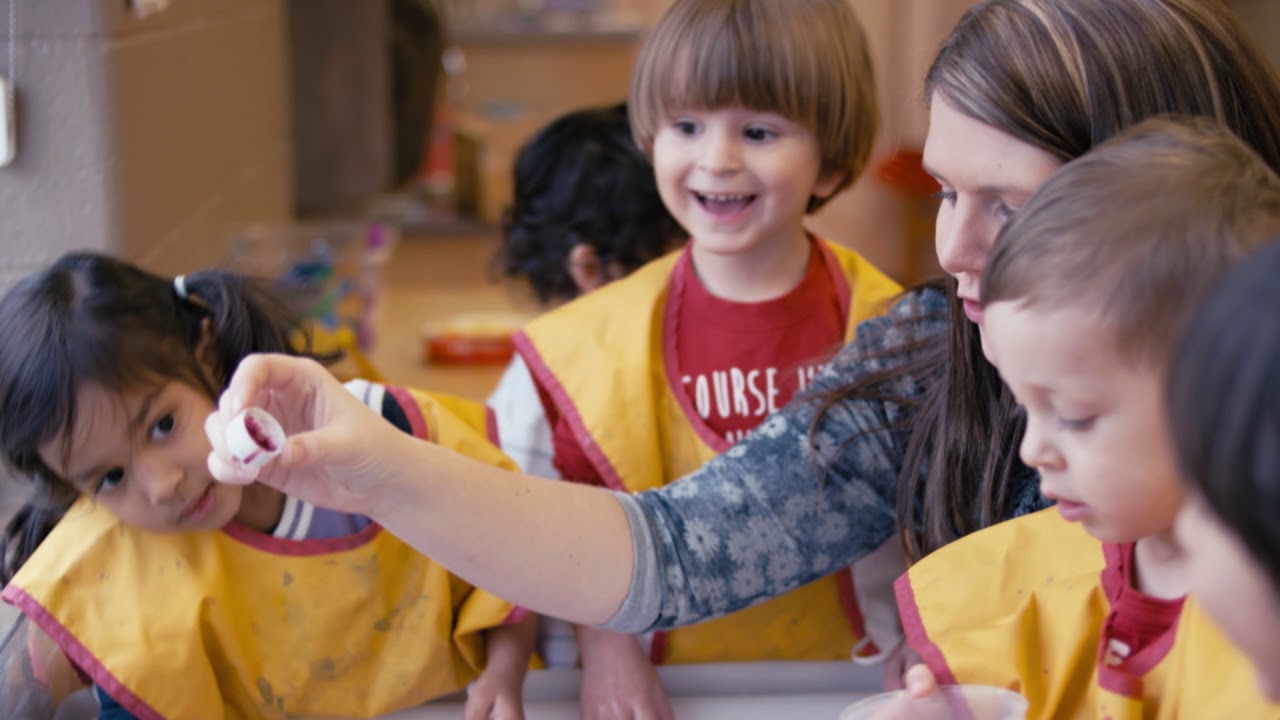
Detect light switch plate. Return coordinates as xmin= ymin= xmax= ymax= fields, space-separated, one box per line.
xmin=0 ymin=77 xmax=14 ymax=167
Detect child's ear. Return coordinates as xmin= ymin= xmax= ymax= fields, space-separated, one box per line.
xmin=810 ymin=168 xmax=849 ymax=211
xmin=566 ymin=244 xmax=608 ymax=295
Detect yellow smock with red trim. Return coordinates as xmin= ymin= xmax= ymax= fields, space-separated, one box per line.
xmin=895 ymin=508 xmax=1280 ymax=718
xmin=515 ymin=240 xmax=902 ymax=664
xmin=1 ymin=382 xmax=522 ymax=719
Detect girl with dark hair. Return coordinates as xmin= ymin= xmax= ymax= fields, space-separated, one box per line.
xmin=1169 ymin=239 xmax=1280 ymax=702
xmin=204 ymin=0 xmax=1280 ymax=694
xmin=0 ymin=252 xmax=534 ymax=719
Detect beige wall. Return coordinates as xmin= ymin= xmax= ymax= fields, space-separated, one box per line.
xmin=0 ymin=0 xmax=291 ymax=291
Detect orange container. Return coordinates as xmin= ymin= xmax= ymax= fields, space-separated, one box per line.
xmin=421 ymin=313 xmax=526 ymax=365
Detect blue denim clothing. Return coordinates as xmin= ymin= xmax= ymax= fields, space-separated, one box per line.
xmin=93 ymin=686 xmax=132 ymax=720
xmin=605 ymin=286 xmax=1047 ymax=634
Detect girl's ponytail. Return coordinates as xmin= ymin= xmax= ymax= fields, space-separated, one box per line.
xmin=172 ymin=269 xmax=317 ymax=386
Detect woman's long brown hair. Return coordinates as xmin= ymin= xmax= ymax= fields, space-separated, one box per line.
xmin=811 ymin=0 xmax=1280 ymax=561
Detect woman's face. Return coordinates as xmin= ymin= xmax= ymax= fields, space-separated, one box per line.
xmin=922 ymin=95 xmax=1063 ymax=327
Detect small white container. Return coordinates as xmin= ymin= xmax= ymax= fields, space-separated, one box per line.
xmin=226 ymin=408 xmax=285 ymax=470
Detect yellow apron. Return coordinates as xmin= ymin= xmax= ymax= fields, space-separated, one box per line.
xmin=516 ymin=239 xmax=902 ymax=664
xmin=897 ymin=508 xmax=1280 ymax=718
xmin=2 ymin=383 xmax=521 ymax=719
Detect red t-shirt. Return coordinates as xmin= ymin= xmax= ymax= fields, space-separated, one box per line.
xmin=539 ymin=240 xmax=846 ymax=485
xmin=1098 ymin=542 xmax=1185 ymax=679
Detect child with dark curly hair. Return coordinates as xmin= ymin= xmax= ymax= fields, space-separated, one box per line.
xmin=492 ymin=102 xmax=684 ymax=308
xmin=487 ymin=102 xmax=684 ymax=483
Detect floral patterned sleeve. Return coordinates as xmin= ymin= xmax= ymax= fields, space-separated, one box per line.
xmin=602 ymin=287 xmax=950 ymax=634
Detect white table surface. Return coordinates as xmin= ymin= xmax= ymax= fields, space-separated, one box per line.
xmin=380 ymin=661 xmax=884 ymax=719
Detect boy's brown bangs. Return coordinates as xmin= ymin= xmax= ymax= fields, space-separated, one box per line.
xmin=628 ymin=0 xmax=876 ymax=200
xmin=642 ymin=13 xmax=818 ymax=131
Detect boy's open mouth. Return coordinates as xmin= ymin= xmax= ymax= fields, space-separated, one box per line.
xmin=695 ymin=191 xmax=755 ymax=215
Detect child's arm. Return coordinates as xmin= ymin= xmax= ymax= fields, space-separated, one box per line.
xmin=463 ymin=614 xmax=537 ymax=720
xmin=576 ymin=627 xmax=674 ymax=720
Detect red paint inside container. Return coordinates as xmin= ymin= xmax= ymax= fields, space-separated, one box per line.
xmin=244 ymin=413 xmax=279 ymax=452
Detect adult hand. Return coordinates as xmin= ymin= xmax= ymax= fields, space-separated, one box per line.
xmin=204 ymin=353 xmax=405 ymax=516
xmin=576 ymin=628 xmax=674 ymax=720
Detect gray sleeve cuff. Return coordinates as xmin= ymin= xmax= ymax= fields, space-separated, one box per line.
xmin=598 ymin=491 xmax=663 ymax=634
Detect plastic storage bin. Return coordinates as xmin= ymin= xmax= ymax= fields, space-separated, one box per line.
xmin=226 ymin=221 xmax=399 ymax=381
